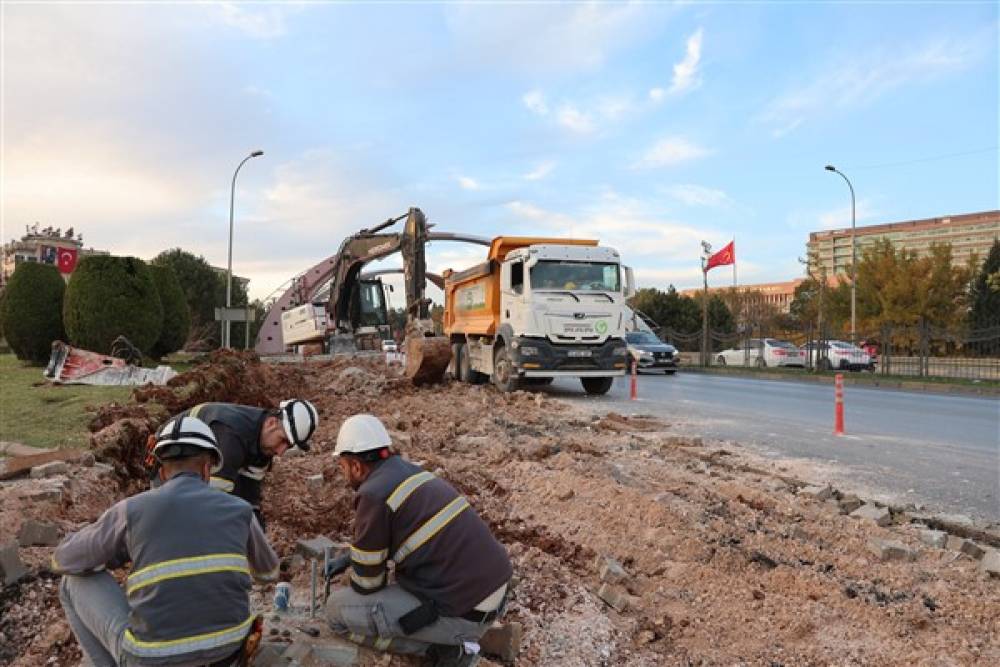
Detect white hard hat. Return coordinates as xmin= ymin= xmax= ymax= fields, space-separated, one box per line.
xmin=334 ymin=414 xmax=391 ymax=457
xmin=280 ymin=399 xmax=319 ymax=451
xmin=154 ymin=416 xmax=223 ymax=473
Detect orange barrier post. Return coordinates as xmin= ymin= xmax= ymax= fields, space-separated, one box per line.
xmin=834 ymin=373 xmax=845 ymax=435
xmin=630 ymin=359 xmax=638 ymax=400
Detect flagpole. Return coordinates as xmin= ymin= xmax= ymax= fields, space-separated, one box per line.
xmin=732 ymin=237 xmax=737 ymax=290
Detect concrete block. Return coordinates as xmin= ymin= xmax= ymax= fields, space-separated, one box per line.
xmin=17 ymin=520 xmax=60 ymax=547
xmin=799 ymin=484 xmax=833 ymax=501
xmin=597 ymin=556 xmax=627 ymax=584
xmin=960 ymin=540 xmax=986 ymax=561
xmin=850 ymin=504 xmax=891 ymax=527
xmin=946 ymin=535 xmax=964 ymax=552
xmin=22 ymin=486 xmax=63 ymax=503
xmin=93 ymin=462 xmax=114 ymax=478
xmin=306 ymin=474 xmax=324 ymax=492
xmin=980 ymin=550 xmax=1000 ymax=577
xmin=919 ymin=529 xmax=948 ymax=549
xmin=296 ymin=535 xmax=336 ymax=559
xmin=255 ymin=642 xmax=288 ymax=667
xmin=868 ymin=539 xmax=915 ymax=562
xmin=308 ymin=638 xmax=359 ymax=666
xmin=838 ymin=494 xmax=863 ymax=514
xmin=29 ymin=461 xmax=68 ymax=478
xmin=0 ymin=541 xmax=27 ymax=585
xmin=824 ymin=499 xmax=846 ymax=515
xmin=479 ymin=621 xmax=522 ymax=662
xmin=596 ymin=583 xmax=629 ymax=612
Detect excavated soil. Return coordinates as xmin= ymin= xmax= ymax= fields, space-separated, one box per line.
xmin=2 ymin=352 xmax=998 ymax=666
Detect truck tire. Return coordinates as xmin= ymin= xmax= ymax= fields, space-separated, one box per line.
xmin=581 ymin=376 xmax=614 ymax=395
xmin=458 ymin=343 xmax=486 ymax=385
xmin=492 ymin=345 xmax=520 ymax=392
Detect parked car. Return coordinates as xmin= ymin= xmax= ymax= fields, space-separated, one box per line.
xmin=625 ymin=331 xmax=678 ymax=374
xmin=716 ymin=338 xmax=806 ymax=368
xmin=801 ymin=340 xmax=874 ymax=371
xmin=381 ymin=339 xmax=398 ymax=353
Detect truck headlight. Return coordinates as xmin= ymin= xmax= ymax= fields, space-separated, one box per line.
xmin=520 ymin=346 xmax=539 ymax=356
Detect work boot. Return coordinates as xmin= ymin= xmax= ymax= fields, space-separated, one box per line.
xmin=424 ymin=644 xmax=481 ymax=667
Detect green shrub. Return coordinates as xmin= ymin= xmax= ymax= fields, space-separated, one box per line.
xmin=148 ymin=264 xmax=191 ymax=358
xmin=63 ymin=256 xmax=163 ymax=355
xmin=0 ymin=262 xmax=67 ymax=363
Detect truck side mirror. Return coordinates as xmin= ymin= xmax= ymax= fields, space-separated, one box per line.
xmin=624 ymin=266 xmax=636 ymax=298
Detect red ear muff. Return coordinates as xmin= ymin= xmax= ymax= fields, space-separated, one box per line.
xmin=380 ymin=449 xmax=389 ymax=459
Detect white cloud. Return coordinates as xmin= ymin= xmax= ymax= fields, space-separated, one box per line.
xmin=633 ymin=137 xmax=712 ymax=169
xmin=457 ymin=176 xmax=481 ymax=191
xmin=786 ymin=199 xmax=879 ymax=231
xmin=596 ymin=94 xmax=635 ymax=121
xmin=649 ymin=87 xmax=666 ymax=102
xmin=760 ymin=35 xmax=986 ymax=137
xmin=216 ymin=3 xmax=296 ymax=39
xmin=557 ymin=105 xmax=596 ymax=134
xmin=667 ymin=184 xmax=731 ymax=208
xmin=524 ymin=161 xmax=556 ymax=181
xmin=522 ymin=90 xmax=549 ymax=116
xmin=668 ymin=28 xmax=703 ymax=95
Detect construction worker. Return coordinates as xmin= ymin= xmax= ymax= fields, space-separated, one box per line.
xmin=159 ymin=399 xmax=319 ymax=526
xmin=325 ymin=414 xmax=512 ymax=667
xmin=54 ymin=416 xmax=280 ymax=667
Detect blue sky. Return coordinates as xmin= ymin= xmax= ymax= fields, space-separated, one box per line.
xmin=3 ymin=2 xmax=997 ymax=305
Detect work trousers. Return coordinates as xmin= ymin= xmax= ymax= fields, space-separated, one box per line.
xmin=325 ymin=584 xmax=492 ymax=656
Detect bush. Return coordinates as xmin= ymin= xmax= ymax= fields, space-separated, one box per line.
xmin=148 ymin=264 xmax=191 ymax=358
xmin=0 ymin=262 xmax=67 ymax=363
xmin=63 ymin=256 xmax=163 ymax=355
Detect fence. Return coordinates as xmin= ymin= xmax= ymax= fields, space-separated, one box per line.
xmin=659 ymin=320 xmax=1000 ymax=382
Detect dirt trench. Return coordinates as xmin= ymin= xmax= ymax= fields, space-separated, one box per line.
xmin=2 ymin=353 xmax=998 ymax=666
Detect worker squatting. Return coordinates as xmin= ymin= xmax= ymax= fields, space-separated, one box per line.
xmin=50 ymin=401 xmax=512 ymax=667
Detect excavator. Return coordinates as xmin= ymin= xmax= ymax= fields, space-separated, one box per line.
xmin=253 ymin=207 xmax=487 ymax=383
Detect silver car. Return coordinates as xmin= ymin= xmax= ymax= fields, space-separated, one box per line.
xmin=625 ymin=331 xmax=678 ymax=374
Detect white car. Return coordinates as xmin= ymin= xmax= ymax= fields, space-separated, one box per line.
xmin=381 ymin=340 xmax=398 ymax=353
xmin=716 ymin=338 xmax=806 ymax=368
xmin=801 ymin=340 xmax=874 ymax=371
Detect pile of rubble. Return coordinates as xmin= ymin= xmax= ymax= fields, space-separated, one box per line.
xmin=1 ymin=353 xmax=998 ymax=666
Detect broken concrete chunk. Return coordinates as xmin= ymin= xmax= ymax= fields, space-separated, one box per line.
xmin=981 ymin=550 xmax=1000 ymax=578
xmin=29 ymin=461 xmax=69 ymax=479
xmin=296 ymin=535 xmax=336 ymax=559
xmin=309 ymin=637 xmax=360 ymax=666
xmin=17 ymin=520 xmax=60 ymax=547
xmin=93 ymin=462 xmax=114 ymax=478
xmin=838 ymin=494 xmax=863 ymax=514
xmin=306 ymin=474 xmax=324 ymax=492
xmin=946 ymin=535 xmax=965 ymax=552
xmin=850 ymin=504 xmax=891 ymax=527
xmin=253 ymin=642 xmax=287 ymax=667
xmin=479 ymin=621 xmax=523 ymax=662
xmin=868 ymin=539 xmax=915 ymax=562
xmin=595 ymin=556 xmax=627 ymax=584
xmin=22 ymin=486 xmax=63 ymax=503
xmin=799 ymin=484 xmax=833 ymax=501
xmin=0 ymin=541 xmax=27 ymax=585
xmin=80 ymin=452 xmax=96 ymax=467
xmin=596 ymin=582 xmax=629 ymax=612
xmin=959 ymin=540 xmax=986 ymax=561
xmin=919 ymin=529 xmax=948 ymax=549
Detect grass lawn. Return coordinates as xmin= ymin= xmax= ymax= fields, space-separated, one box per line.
xmin=0 ymin=353 xmax=133 ymax=450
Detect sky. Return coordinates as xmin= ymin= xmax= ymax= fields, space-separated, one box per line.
xmin=3 ymin=1 xmax=998 ymax=308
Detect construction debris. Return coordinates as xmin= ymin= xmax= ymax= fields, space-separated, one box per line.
xmin=17 ymin=520 xmax=60 ymax=547
xmin=0 ymin=541 xmax=27 ymax=585
xmin=479 ymin=621 xmax=523 ymax=662
xmin=850 ymin=503 xmax=893 ymax=527
xmin=44 ymin=341 xmax=177 ymax=386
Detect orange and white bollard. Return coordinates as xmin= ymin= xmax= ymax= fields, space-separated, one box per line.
xmin=834 ymin=373 xmax=845 ymax=435
xmin=630 ymin=358 xmax=638 ymax=400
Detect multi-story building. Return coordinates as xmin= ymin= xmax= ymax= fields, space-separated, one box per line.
xmin=1 ymin=224 xmax=109 ymax=287
xmin=680 ymin=279 xmax=817 ymax=314
xmin=807 ymin=210 xmax=999 ymax=277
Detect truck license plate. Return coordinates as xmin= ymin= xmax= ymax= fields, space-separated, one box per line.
xmin=567 ymin=350 xmax=592 ymax=357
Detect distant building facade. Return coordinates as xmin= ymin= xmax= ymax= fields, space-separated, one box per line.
xmin=1 ymin=224 xmax=109 ymax=287
xmin=680 ymin=279 xmax=812 ymax=314
xmin=807 ymin=210 xmax=1000 ymax=277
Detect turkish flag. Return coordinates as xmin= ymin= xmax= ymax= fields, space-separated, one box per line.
xmin=705 ymin=241 xmax=735 ymax=271
xmin=57 ymin=248 xmax=79 ymax=274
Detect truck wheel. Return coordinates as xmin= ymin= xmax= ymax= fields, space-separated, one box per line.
xmin=458 ymin=344 xmax=486 ymax=385
xmin=492 ymin=346 xmax=520 ymax=392
xmin=581 ymin=376 xmax=614 ymax=395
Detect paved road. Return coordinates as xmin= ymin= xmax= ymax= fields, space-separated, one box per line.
xmin=542 ymin=372 xmax=1000 ymax=522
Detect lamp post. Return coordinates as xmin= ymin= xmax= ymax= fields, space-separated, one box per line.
xmin=825 ymin=164 xmax=856 ymax=343
xmin=225 ymin=150 xmax=264 ymax=348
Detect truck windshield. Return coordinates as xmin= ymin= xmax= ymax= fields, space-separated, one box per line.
xmin=530 ymin=261 xmax=620 ymax=292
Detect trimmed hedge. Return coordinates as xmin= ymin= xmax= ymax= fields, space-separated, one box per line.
xmin=148 ymin=264 xmax=191 ymax=358
xmin=0 ymin=262 xmax=67 ymax=363
xmin=63 ymin=256 xmax=163 ymax=355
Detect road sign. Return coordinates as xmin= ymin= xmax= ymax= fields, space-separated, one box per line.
xmin=214 ymin=307 xmax=254 ymax=322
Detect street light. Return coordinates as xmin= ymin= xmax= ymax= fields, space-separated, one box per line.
xmin=825 ymin=164 xmax=856 ymax=343
xmin=225 ymin=150 xmax=264 ymax=348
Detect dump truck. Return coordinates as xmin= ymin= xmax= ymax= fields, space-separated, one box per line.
xmin=442 ymin=236 xmax=635 ymax=394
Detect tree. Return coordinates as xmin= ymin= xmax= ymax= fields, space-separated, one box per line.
xmin=628 ymin=286 xmax=701 ymax=333
xmin=63 ymin=256 xmax=163 ymax=355
xmin=969 ymin=239 xmax=1000 ymax=330
xmin=1 ymin=263 xmax=66 ymax=363
xmin=148 ymin=264 xmax=191 ymax=358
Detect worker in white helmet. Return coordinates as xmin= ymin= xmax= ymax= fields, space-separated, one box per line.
xmin=325 ymin=414 xmax=512 ymax=667
xmin=55 ymin=417 xmax=279 ymax=667
xmin=147 ymin=399 xmax=319 ymax=527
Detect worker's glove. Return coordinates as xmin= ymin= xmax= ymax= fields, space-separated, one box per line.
xmin=324 ymin=551 xmax=351 ymax=580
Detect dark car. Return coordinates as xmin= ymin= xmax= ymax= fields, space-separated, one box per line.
xmin=625 ymin=331 xmax=678 ymax=374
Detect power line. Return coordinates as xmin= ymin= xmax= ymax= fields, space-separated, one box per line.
xmin=849 ymin=146 xmax=999 ymax=170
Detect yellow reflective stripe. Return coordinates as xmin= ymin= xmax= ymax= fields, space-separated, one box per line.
xmin=189 ymin=404 xmax=207 ymax=418
xmin=350 ymin=546 xmax=388 ymax=566
xmin=350 ymin=570 xmax=385 ymax=590
xmin=393 ymin=497 xmax=469 ymax=563
xmin=127 ymin=554 xmax=249 ymax=594
xmin=348 ymin=632 xmax=365 ymax=645
xmin=210 ymin=476 xmax=235 ymax=492
xmin=386 ymin=472 xmax=434 ymax=511
xmin=374 ymin=637 xmax=392 ymax=650
xmin=123 ymin=615 xmax=253 ymax=657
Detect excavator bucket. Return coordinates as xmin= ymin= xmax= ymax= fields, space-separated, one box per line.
xmin=404 ymin=334 xmax=452 ymax=385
